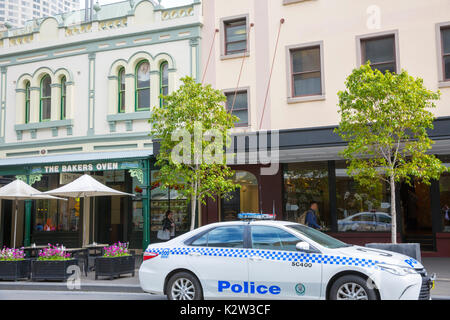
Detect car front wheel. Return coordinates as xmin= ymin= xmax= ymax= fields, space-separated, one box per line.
xmin=166 ymin=272 xmax=203 ymax=300
xmin=329 ymin=275 xmax=378 ymax=300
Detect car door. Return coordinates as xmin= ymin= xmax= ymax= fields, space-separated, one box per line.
xmin=185 ymin=225 xmax=249 ymax=299
xmin=247 ymin=225 xmax=323 ymax=299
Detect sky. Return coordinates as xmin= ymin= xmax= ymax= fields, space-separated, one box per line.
xmin=79 ymin=0 xmax=193 ymax=9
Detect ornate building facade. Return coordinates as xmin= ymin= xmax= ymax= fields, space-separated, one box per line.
xmin=0 ymin=0 xmax=202 ymax=249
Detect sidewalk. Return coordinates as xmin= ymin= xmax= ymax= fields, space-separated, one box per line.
xmin=0 ymin=257 xmax=449 ymax=298
xmin=422 ymin=257 xmax=450 ymax=299
xmin=0 ymin=272 xmax=143 ymax=293
xmin=0 ymin=266 xmax=143 ymax=293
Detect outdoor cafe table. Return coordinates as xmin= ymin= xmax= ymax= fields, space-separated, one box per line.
xmin=83 ymin=244 xmax=109 ymax=272
xmin=64 ymin=248 xmax=89 ymax=276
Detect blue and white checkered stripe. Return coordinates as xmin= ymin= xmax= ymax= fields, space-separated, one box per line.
xmin=147 ymin=247 xmax=380 ymax=268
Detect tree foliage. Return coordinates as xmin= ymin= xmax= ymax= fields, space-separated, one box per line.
xmin=335 ymin=63 xmax=447 ymax=242
xmin=149 ymin=77 xmax=239 ymax=230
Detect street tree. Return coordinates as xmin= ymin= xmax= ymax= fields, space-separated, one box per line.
xmin=149 ymin=77 xmax=239 ymax=231
xmin=335 ymin=63 xmax=447 ymax=243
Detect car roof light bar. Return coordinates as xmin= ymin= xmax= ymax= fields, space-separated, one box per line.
xmin=237 ymin=213 xmax=277 ymax=221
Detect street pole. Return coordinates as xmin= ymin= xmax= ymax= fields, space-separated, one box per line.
xmin=142 ymin=159 xmax=151 ymax=250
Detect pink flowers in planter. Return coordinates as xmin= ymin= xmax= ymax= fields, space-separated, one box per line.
xmin=38 ymin=244 xmax=72 ymax=261
xmin=0 ymin=247 xmax=25 ymax=261
xmin=103 ymin=242 xmax=130 ymax=258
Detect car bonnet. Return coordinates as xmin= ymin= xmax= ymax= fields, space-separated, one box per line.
xmin=333 ymin=245 xmax=424 ymax=269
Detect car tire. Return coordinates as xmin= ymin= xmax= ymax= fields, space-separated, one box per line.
xmin=329 ymin=275 xmax=378 ymax=300
xmin=166 ymin=272 xmax=203 ymax=301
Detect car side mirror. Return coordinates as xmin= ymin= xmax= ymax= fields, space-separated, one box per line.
xmin=296 ymin=241 xmax=310 ymax=252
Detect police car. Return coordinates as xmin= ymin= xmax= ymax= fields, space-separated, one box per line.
xmin=139 ymin=213 xmax=434 ymax=300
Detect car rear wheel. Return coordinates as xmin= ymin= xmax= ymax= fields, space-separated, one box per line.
xmin=166 ymin=272 xmax=203 ymax=300
xmin=329 ymin=275 xmax=378 ymax=300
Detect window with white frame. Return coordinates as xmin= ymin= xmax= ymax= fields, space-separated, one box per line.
xmin=135 ymin=60 xmax=151 ymax=111
xmin=40 ymin=74 xmax=51 ymax=121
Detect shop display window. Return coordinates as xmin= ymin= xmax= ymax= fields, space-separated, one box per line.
xmin=439 ymin=156 xmax=450 ymax=232
xmin=335 ymin=161 xmax=391 ymax=232
xmin=221 ymin=171 xmax=259 ymax=222
xmin=33 ymin=174 xmax=81 ymax=232
xmin=283 ymin=162 xmax=331 ymax=230
xmin=150 ymin=170 xmax=190 ymax=235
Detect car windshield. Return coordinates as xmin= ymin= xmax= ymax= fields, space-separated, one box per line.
xmin=287 ymin=224 xmax=350 ymax=249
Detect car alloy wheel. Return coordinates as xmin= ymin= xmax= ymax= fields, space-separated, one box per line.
xmin=336 ymin=283 xmax=369 ymax=300
xmin=171 ymin=277 xmax=196 ymax=300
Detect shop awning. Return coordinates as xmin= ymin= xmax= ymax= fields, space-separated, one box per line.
xmin=0 ymin=149 xmax=153 ymax=167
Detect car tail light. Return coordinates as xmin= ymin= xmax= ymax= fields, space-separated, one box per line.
xmin=143 ymin=252 xmax=159 ymax=261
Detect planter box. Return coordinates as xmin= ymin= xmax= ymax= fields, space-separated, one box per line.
xmin=31 ymin=259 xmax=78 ymax=282
xmin=95 ymin=255 xmax=135 ymax=280
xmin=0 ymin=259 xmax=31 ymax=281
xmin=365 ymin=243 xmax=422 ymax=261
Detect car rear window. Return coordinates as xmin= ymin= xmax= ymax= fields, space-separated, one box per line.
xmin=191 ymin=226 xmax=244 ymax=248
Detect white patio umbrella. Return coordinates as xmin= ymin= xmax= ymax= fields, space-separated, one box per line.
xmin=42 ymin=174 xmax=134 ymax=243
xmin=0 ymin=179 xmax=66 ymax=248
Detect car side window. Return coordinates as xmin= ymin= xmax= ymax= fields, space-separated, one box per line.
xmin=378 ymin=215 xmax=391 ymax=224
xmin=191 ymin=232 xmax=208 ymax=247
xmin=191 ymin=226 xmax=244 ymax=248
xmin=251 ymin=226 xmax=300 ymax=252
xmin=363 ymin=214 xmax=375 ymax=222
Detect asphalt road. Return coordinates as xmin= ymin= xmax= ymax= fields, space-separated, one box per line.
xmin=0 ymin=290 xmax=167 ymax=300
xmin=0 ymin=290 xmax=448 ymax=300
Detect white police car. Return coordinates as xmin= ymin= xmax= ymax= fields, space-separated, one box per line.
xmin=139 ymin=213 xmax=434 ymax=300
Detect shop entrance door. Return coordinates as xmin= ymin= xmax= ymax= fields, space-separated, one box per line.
xmin=1 ymin=200 xmax=12 ymax=247
xmin=95 ymin=196 xmax=124 ymax=245
xmin=221 ymin=189 xmax=240 ymax=222
xmin=400 ymin=180 xmax=434 ymax=251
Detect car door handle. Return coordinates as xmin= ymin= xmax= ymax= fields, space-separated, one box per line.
xmin=189 ymin=252 xmax=202 ymax=257
xmin=249 ymin=256 xmax=263 ymax=262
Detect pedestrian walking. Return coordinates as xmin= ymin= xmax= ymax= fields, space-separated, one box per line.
xmin=306 ymin=201 xmax=321 ymax=230
xmin=162 ymin=210 xmax=176 ymax=239
xmin=443 ymin=204 xmax=450 ymax=225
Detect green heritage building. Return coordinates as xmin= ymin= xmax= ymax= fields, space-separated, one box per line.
xmin=0 ymin=0 xmax=202 ymax=250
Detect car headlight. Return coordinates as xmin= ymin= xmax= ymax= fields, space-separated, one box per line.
xmin=376 ymin=264 xmax=418 ymax=276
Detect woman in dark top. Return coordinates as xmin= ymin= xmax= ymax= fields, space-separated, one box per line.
xmin=162 ymin=210 xmax=175 ymax=239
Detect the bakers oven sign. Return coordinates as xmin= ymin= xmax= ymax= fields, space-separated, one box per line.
xmin=43 ymin=162 xmax=120 ymax=173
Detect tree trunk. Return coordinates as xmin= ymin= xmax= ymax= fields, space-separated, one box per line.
xmin=390 ymin=175 xmax=397 ymax=244
xmin=197 ymin=198 xmax=202 ymax=228
xmin=190 ymin=193 xmax=196 ymax=231
xmin=190 ymin=178 xmax=198 ymax=231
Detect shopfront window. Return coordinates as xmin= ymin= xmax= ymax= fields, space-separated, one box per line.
xmin=221 ymin=171 xmax=259 ymax=222
xmin=335 ymin=161 xmax=391 ymax=232
xmin=33 ymin=175 xmax=81 ymax=232
xmin=283 ymin=162 xmax=330 ymax=230
xmin=150 ymin=170 xmax=190 ymax=240
xmin=439 ymin=156 xmax=450 ymax=232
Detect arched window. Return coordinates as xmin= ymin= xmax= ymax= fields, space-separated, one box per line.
xmin=135 ymin=60 xmax=150 ymax=111
xmin=160 ymin=61 xmax=169 ymax=107
xmin=40 ymin=75 xmax=51 ymax=121
xmin=25 ymin=81 xmax=30 ymax=124
xmin=118 ymin=67 xmax=125 ymax=113
xmin=60 ymin=76 xmax=66 ymax=120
